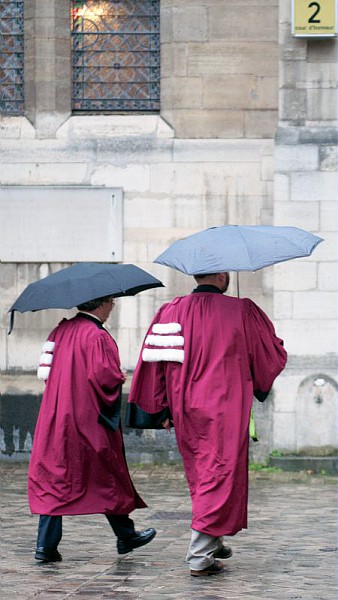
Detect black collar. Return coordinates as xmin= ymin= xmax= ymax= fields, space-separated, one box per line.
xmin=192 ymin=284 xmax=224 ymax=294
xmin=76 ymin=312 xmax=104 ymax=329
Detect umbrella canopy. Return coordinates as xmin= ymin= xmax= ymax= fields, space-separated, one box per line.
xmin=8 ymin=262 xmax=164 ymax=333
xmin=154 ymin=225 xmax=323 ymax=275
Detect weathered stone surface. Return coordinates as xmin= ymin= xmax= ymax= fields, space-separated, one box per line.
xmin=1 ymin=462 xmax=336 ymax=598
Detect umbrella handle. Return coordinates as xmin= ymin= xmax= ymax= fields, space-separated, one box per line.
xmin=236 ymin=272 xmax=240 ymax=298
xmin=8 ymin=311 xmax=14 ymax=335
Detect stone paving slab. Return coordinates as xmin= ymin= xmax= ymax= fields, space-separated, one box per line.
xmin=1 ymin=463 xmax=336 ymax=600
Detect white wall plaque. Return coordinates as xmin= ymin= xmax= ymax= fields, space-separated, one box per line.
xmin=0 ymin=186 xmax=123 ymax=262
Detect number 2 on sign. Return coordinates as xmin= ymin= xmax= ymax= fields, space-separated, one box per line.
xmin=308 ymin=2 xmax=321 ymax=23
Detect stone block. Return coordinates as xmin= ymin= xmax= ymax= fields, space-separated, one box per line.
xmin=171 ymin=77 xmax=203 ymax=108
xmin=280 ymin=60 xmax=307 ymax=89
xmin=203 ymin=75 xmax=257 ymax=109
xmin=307 ymin=89 xmax=338 ymax=120
xmin=169 ymin=109 xmax=245 ymax=139
xmin=173 ymin=138 xmax=273 ymax=163
xmin=320 ymin=201 xmax=337 ymax=231
xmin=209 ymin=6 xmax=277 ymax=42
xmin=318 ymin=262 xmax=337 ymax=291
xmin=160 ymin=5 xmax=173 ymax=42
xmin=202 ymin=163 xmax=263 ymax=197
xmin=274 ymin=173 xmax=290 ymax=202
xmin=308 ymin=38 xmax=338 ymax=63
xmin=306 ymin=63 xmax=337 ymax=89
xmin=150 ymin=163 xmax=175 ymax=194
xmin=279 ymin=89 xmax=307 ymax=124
xmin=293 ymin=291 xmax=336 ymax=319
xmin=0 ymin=117 xmax=33 ymax=140
xmin=261 ymin=155 xmax=274 ymax=181
xmin=309 ymin=232 xmax=336 ymax=262
xmin=96 ymin=137 xmax=173 ymax=165
xmin=276 ymin=319 xmax=337 ymax=355
xmin=319 ymin=146 xmax=337 ymax=171
xmin=275 ymin=145 xmax=319 ymax=172
xmin=0 ymin=162 xmax=88 ymax=185
xmin=275 ymin=126 xmax=300 ymax=145
xmin=274 ymin=291 xmax=293 ymax=318
xmin=279 ymin=89 xmax=307 ymax=122
xmin=91 ymin=164 xmax=150 ymax=193
xmin=187 ymin=42 xmax=278 ymax=77
xmin=173 ymin=6 xmax=208 ymax=42
xmin=57 ymin=115 xmax=173 ymax=140
xmin=251 ymin=77 xmax=278 ymax=110
xmin=124 ymin=196 xmax=174 ymax=229
xmin=274 ymin=262 xmax=317 ymax=291
xmin=0 ymin=330 xmax=6 ymax=371
xmin=274 ymin=201 xmax=320 ymax=230
xmin=245 ymin=110 xmax=278 ymax=139
xmin=273 ymin=412 xmax=297 ymax=451
xmin=173 ymin=44 xmax=188 ymax=76
xmin=273 ymin=375 xmax=299 ymax=414
xmin=123 ymin=241 xmax=148 ymax=264
xmin=299 ymin=127 xmax=337 ymax=145
xmin=290 ymin=172 xmax=337 ymax=202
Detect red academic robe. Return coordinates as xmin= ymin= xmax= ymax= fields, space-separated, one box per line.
xmin=128 ymin=292 xmax=287 ymax=537
xmin=28 ymin=313 xmax=146 ymax=516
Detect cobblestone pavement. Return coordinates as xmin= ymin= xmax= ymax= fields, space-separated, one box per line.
xmin=1 ymin=462 xmax=336 ymax=600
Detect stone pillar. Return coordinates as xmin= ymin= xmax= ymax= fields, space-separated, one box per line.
xmin=273 ymin=0 xmax=337 ymax=453
xmin=24 ymin=0 xmax=71 ymax=137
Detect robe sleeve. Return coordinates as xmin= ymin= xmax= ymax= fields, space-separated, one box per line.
xmin=243 ymin=298 xmax=287 ymax=397
xmin=87 ymin=332 xmax=125 ymax=408
xmin=128 ymin=307 xmax=169 ymax=415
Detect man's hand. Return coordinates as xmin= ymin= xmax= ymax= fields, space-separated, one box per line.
xmin=162 ymin=417 xmax=174 ymax=432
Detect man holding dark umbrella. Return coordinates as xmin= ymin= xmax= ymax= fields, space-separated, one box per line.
xmin=29 ymin=294 xmax=156 ymax=563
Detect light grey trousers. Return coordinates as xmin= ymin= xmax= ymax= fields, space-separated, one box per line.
xmin=186 ymin=529 xmax=224 ymax=571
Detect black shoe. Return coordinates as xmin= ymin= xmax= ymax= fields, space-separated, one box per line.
xmin=190 ymin=559 xmax=225 ymax=577
xmin=35 ymin=547 xmax=62 ymax=563
xmin=214 ymin=545 xmax=232 ymax=559
xmin=117 ymin=527 xmax=156 ymax=555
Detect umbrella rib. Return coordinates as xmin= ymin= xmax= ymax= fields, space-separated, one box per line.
xmin=234 ymin=226 xmax=255 ymax=270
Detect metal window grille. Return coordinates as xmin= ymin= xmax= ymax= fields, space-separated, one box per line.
xmin=71 ymin=0 xmax=160 ymax=112
xmin=0 ymin=0 xmax=24 ymax=114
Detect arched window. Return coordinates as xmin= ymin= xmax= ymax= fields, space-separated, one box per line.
xmin=0 ymin=0 xmax=24 ymax=114
xmin=71 ymin=0 xmax=160 ymax=112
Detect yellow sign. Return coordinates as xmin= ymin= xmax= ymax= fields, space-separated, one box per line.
xmin=292 ymin=0 xmax=337 ymax=36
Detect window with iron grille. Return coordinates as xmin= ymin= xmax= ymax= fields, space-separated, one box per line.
xmin=71 ymin=0 xmax=160 ymax=112
xmin=0 ymin=0 xmax=24 ymax=114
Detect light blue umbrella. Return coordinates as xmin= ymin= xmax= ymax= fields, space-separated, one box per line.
xmin=154 ymin=225 xmax=323 ymax=275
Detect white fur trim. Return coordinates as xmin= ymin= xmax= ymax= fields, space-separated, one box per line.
xmin=142 ymin=348 xmax=184 ymax=363
xmin=152 ymin=322 xmax=181 ymax=334
xmin=37 ymin=366 xmax=50 ymax=380
xmin=145 ymin=334 xmax=184 ymax=348
xmin=42 ymin=341 xmax=55 ymax=352
xmin=40 ymin=352 xmax=53 ymax=365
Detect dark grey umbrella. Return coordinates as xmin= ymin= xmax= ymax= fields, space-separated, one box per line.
xmin=8 ymin=262 xmax=164 ymax=333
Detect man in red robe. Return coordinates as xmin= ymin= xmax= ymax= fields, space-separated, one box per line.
xmin=28 ymin=295 xmax=156 ymax=563
xmin=128 ymin=273 xmax=287 ymax=577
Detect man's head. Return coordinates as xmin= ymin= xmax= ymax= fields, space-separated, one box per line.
xmin=77 ymin=295 xmax=115 ymax=323
xmin=193 ymin=272 xmax=230 ymax=293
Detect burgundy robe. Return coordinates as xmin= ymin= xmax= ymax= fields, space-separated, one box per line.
xmin=28 ymin=313 xmax=146 ymax=516
xmin=128 ymin=291 xmax=287 ymax=536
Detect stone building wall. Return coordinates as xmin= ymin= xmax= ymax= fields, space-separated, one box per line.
xmin=0 ymin=1 xmax=336 ymax=462
xmin=272 ymin=0 xmax=337 ymax=456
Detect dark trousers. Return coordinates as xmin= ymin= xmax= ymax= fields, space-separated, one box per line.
xmin=37 ymin=514 xmax=135 ymax=550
